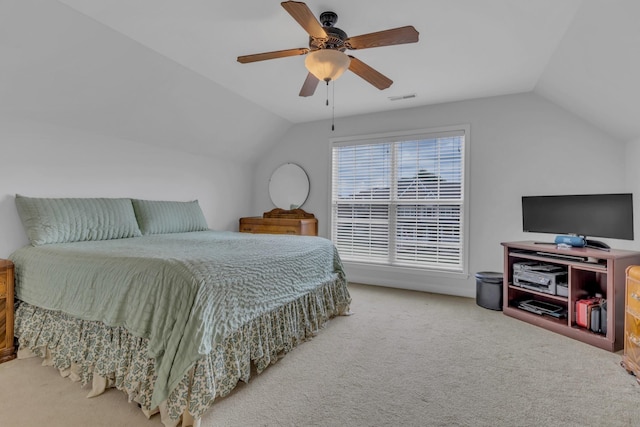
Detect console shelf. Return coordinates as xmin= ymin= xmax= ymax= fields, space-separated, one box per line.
xmin=502 ymin=241 xmax=640 ymax=352
xmin=506 ymin=284 xmax=567 ymax=303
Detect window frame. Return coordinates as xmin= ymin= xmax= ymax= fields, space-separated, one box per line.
xmin=329 ymin=125 xmax=470 ymax=278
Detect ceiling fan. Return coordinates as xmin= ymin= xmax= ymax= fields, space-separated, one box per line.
xmin=237 ymin=1 xmax=419 ymax=97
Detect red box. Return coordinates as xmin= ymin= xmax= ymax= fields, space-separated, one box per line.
xmin=576 ymin=297 xmax=601 ymax=329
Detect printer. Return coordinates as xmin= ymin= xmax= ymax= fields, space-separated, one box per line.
xmin=513 ymin=261 xmax=568 ymax=296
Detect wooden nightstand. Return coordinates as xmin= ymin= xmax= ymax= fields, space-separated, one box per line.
xmin=239 ymin=208 xmax=318 ymax=236
xmin=0 ymin=259 xmax=15 ymax=363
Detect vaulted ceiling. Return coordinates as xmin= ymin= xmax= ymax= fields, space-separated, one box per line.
xmin=1 ymin=1 xmax=638 ymax=160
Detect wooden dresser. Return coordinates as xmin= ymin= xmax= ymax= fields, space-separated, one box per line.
xmin=622 ymin=265 xmax=640 ymax=379
xmin=239 ymin=208 xmax=318 ymax=236
xmin=0 ymin=259 xmax=16 ymax=363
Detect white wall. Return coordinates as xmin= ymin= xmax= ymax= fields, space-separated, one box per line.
xmin=625 ymin=137 xmax=640 ymax=250
xmin=252 ymin=93 xmax=628 ymax=297
xmin=0 ymin=117 xmax=252 ymax=258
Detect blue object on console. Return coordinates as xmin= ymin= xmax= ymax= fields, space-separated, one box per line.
xmin=554 ymin=235 xmax=586 ymax=247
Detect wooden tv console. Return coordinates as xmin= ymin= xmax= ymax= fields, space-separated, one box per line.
xmin=502 ymin=241 xmax=640 ymax=352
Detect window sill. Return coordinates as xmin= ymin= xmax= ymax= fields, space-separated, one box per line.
xmin=342 ymin=260 xmax=473 ymax=298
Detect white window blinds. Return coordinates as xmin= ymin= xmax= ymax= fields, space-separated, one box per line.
xmin=331 ymin=129 xmax=465 ymax=272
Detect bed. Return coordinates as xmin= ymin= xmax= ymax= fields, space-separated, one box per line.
xmin=10 ymin=195 xmax=351 ymax=426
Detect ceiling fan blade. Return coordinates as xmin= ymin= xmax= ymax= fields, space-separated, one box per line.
xmin=299 ymin=73 xmax=320 ymax=97
xmin=237 ymin=48 xmax=309 ymax=64
xmin=346 ymin=26 xmax=419 ymax=50
xmin=281 ymin=1 xmax=327 ymax=39
xmin=348 ymin=56 xmax=393 ymax=90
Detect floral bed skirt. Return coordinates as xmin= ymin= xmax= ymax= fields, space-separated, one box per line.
xmin=15 ymin=277 xmax=351 ymax=426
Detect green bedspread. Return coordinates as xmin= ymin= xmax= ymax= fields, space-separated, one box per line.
xmin=10 ymin=231 xmax=348 ymax=408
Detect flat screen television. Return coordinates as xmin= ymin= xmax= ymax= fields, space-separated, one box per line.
xmin=522 ymin=193 xmax=634 ymax=248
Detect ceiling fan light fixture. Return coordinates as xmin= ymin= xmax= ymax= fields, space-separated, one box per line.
xmin=304 ymin=49 xmax=351 ymax=82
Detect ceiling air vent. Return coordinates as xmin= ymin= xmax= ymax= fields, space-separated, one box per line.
xmin=388 ymin=94 xmax=416 ymax=101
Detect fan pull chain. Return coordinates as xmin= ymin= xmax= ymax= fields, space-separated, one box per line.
xmin=324 ymin=80 xmax=336 ymax=131
xmin=326 ymin=81 xmax=329 ymax=106
xmin=331 ymin=80 xmax=335 ymax=131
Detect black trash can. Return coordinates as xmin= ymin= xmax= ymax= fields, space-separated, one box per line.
xmin=475 ymin=271 xmax=503 ymax=311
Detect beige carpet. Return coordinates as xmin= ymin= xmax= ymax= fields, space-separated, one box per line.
xmin=1 ymin=283 xmax=639 ymax=426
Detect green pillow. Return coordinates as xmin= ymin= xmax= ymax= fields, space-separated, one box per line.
xmin=15 ymin=195 xmax=142 ymax=246
xmin=132 ymin=199 xmax=209 ymax=235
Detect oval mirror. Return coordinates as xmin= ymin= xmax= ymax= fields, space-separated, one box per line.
xmin=269 ymin=163 xmax=310 ymax=210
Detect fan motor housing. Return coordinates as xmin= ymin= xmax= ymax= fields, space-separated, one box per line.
xmin=310 ymin=11 xmax=348 ymax=51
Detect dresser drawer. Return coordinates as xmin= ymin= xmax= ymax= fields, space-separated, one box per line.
xmin=239 ymin=216 xmax=317 ymax=236
xmin=241 ymin=224 xmax=300 ymax=234
xmin=0 ymin=300 xmax=6 ymax=346
xmin=625 ymin=329 xmax=640 ymax=368
xmin=626 ymin=311 xmax=640 ymax=337
xmin=0 ymin=274 xmax=6 ymax=297
xmin=627 ymin=279 xmax=640 ymax=315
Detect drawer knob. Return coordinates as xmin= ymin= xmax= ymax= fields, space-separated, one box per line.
xmin=631 ymin=334 xmax=640 ymax=346
xmin=632 ymin=292 xmax=640 ymax=302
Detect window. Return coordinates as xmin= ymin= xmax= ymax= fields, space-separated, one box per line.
xmin=331 ymin=127 xmax=467 ymax=273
